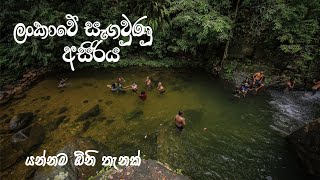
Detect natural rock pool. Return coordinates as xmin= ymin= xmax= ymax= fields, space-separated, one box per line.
xmin=1 ymin=68 xmax=319 ymax=179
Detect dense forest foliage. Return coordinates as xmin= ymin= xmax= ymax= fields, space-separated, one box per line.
xmin=0 ymin=0 xmax=319 ymax=84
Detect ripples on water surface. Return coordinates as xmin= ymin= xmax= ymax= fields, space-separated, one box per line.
xmin=1 ymin=68 xmax=317 ymax=179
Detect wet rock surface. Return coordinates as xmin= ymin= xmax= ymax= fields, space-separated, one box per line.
xmin=0 ymin=123 xmax=44 ymax=171
xmin=46 ymin=115 xmax=66 ymax=131
xmin=76 ymin=105 xmax=100 ymax=121
xmin=9 ymin=112 xmax=34 ymax=132
xmin=125 ymin=108 xmax=143 ymax=121
xmin=34 ymin=137 xmax=107 ymax=180
xmin=91 ymin=160 xmax=190 ymax=180
xmin=58 ymin=106 xmax=68 ymax=114
xmin=287 ymin=117 xmax=320 ymax=176
xmin=0 ymin=68 xmax=46 ymax=105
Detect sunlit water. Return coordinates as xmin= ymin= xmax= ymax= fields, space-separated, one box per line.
xmin=1 ymin=68 xmax=318 ymax=179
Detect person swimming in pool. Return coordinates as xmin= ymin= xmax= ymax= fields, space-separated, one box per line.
xmin=252 ymin=71 xmax=265 ymax=92
xmin=107 ymin=82 xmax=118 ymax=92
xmin=175 ymin=111 xmax=186 ymax=131
xmin=124 ymin=82 xmax=138 ymax=92
xmin=117 ymin=83 xmax=126 ymax=93
xmin=157 ymin=82 xmax=165 ymax=94
xmin=58 ymin=78 xmax=70 ymax=88
xmin=145 ymin=76 xmax=152 ymax=89
xmin=139 ymin=91 xmax=147 ymax=101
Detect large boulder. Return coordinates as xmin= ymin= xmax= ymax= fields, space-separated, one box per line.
xmin=34 ymin=137 xmax=107 ymax=180
xmin=90 ymin=160 xmax=190 ymax=180
xmin=125 ymin=108 xmax=143 ymax=122
xmin=287 ymin=118 xmax=320 ymax=176
xmin=0 ymin=123 xmax=44 ymax=171
xmin=9 ymin=112 xmax=34 ymax=132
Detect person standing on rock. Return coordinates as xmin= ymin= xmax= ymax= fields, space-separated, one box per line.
xmin=175 ymin=111 xmax=186 ymax=131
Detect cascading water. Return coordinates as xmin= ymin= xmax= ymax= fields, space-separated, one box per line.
xmin=269 ymin=90 xmax=320 ymax=135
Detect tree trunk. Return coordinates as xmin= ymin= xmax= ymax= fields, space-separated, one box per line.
xmin=217 ymin=0 xmax=241 ymax=73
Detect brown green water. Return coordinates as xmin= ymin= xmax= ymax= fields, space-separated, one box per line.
xmin=0 ymin=68 xmax=309 ymax=179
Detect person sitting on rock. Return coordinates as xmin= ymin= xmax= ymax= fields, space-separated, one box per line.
xmin=252 ymin=71 xmax=265 ymax=92
xmin=145 ymin=76 xmax=152 ymax=89
xmin=284 ymin=77 xmax=295 ymax=93
xmin=157 ymin=82 xmax=166 ymax=94
xmin=58 ymin=78 xmax=70 ymax=88
xmin=139 ymin=91 xmax=147 ymax=101
xmin=240 ymin=77 xmax=251 ymax=97
xmin=312 ymin=79 xmax=320 ymax=94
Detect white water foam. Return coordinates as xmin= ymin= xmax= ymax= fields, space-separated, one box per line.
xmin=268 ymin=90 xmax=320 ymax=135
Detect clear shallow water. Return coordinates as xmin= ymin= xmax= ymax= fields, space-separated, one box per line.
xmin=1 ymin=68 xmax=315 ymax=179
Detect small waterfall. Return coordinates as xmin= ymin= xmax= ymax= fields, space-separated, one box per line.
xmin=268 ymin=90 xmax=320 ymax=135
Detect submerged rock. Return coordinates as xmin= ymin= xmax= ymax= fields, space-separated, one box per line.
xmin=83 ymin=100 xmax=89 ymax=103
xmin=46 ymin=116 xmax=66 ymax=131
xmin=11 ymin=123 xmax=44 ymax=150
xmin=76 ymin=105 xmax=100 ymax=121
xmin=40 ymin=96 xmax=51 ymax=100
xmin=0 ymin=114 xmax=10 ymax=123
xmin=9 ymin=112 xmax=34 ymax=132
xmin=105 ymin=100 xmax=113 ymax=105
xmin=287 ymin=117 xmax=320 ymax=176
xmin=0 ymin=123 xmax=44 ymax=171
xmin=183 ymin=109 xmax=203 ymax=121
xmin=90 ymin=160 xmax=190 ymax=180
xmin=58 ymin=106 xmax=68 ymax=114
xmin=125 ymin=109 xmax=143 ymax=121
xmin=34 ymin=137 xmax=107 ymax=180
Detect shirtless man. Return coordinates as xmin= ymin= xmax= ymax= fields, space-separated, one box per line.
xmin=130 ymin=82 xmax=138 ymax=92
xmin=145 ymin=76 xmax=152 ymax=89
xmin=312 ymin=79 xmax=320 ymax=94
xmin=284 ymin=78 xmax=294 ymax=93
xmin=175 ymin=111 xmax=186 ymax=131
xmin=252 ymin=71 xmax=265 ymax=92
xmin=117 ymin=76 xmax=126 ymax=84
xmin=157 ymin=82 xmax=165 ymax=94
